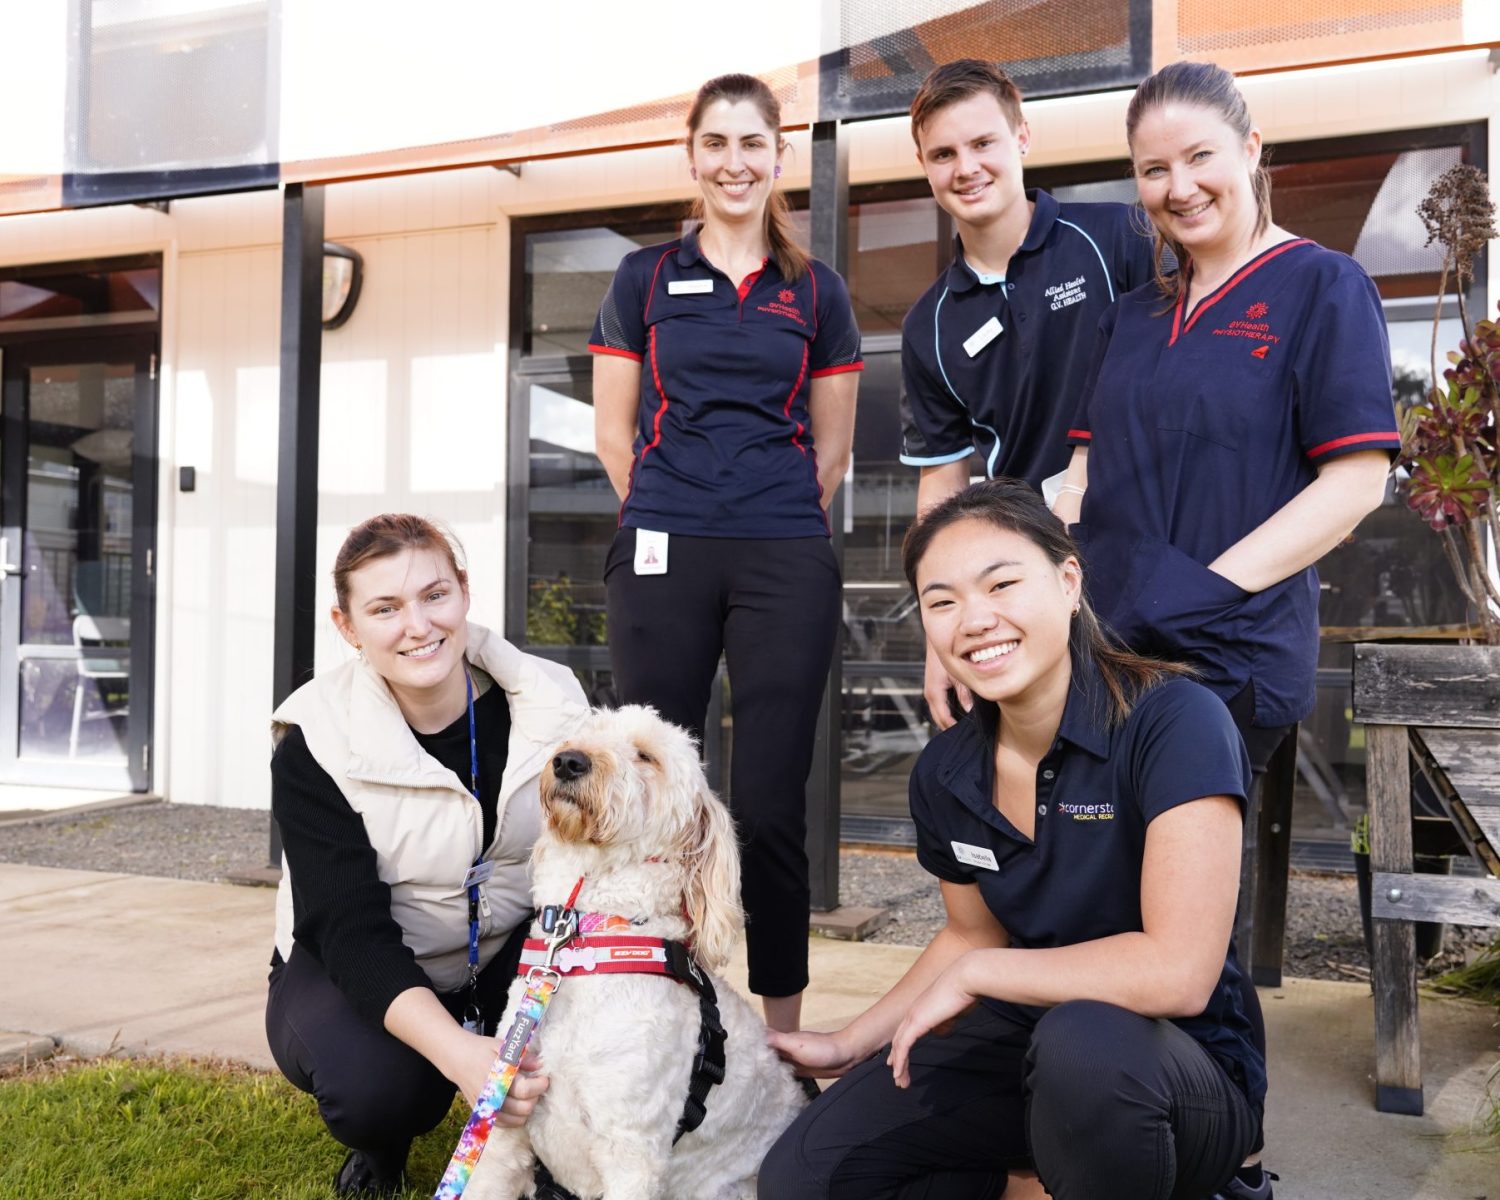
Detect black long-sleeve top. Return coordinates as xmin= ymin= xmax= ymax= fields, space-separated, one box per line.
xmin=270 ymin=683 xmax=512 ymax=1025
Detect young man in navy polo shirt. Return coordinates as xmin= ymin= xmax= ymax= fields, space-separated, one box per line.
xmin=900 ymin=60 xmax=1155 ymax=727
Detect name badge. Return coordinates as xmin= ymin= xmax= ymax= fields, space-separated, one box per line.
xmin=963 ymin=316 xmax=1003 ymax=358
xmin=951 ymin=841 xmax=999 ymax=871
xmin=668 ymin=278 xmax=713 ymax=296
xmin=634 ymin=529 xmax=669 ymax=575
xmin=461 ymin=860 xmax=494 ymax=890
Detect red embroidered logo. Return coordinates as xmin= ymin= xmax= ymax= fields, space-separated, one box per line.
xmin=758 ymin=290 xmax=807 ymax=326
xmin=1213 ymin=302 xmax=1278 ymax=346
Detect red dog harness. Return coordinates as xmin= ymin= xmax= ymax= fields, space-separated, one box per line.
xmin=514 ymin=891 xmax=726 ymax=1145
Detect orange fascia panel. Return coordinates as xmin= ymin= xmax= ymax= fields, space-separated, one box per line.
xmin=0 ymin=175 xmax=63 ymax=218
xmin=845 ymin=2 xmax=1129 ymax=84
xmin=1171 ymin=0 xmax=1466 ymax=67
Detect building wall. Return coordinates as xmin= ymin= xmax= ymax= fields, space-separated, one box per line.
xmin=0 ymin=50 xmax=1493 ymax=809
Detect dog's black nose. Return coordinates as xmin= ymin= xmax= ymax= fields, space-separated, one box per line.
xmin=553 ymin=749 xmax=592 ymax=781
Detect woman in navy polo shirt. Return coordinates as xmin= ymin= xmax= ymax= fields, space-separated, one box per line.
xmin=589 ymin=72 xmax=862 ymax=1034
xmin=759 ymin=480 xmax=1262 ymax=1199
xmin=1056 ymin=61 xmax=1397 ymax=769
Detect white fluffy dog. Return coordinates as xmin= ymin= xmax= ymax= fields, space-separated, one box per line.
xmin=465 ymin=705 xmax=806 ymax=1200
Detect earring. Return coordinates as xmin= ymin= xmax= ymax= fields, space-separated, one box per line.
xmin=690 ymin=167 xmax=697 ymax=180
xmin=1071 ymin=605 xmax=1080 ymax=618
xmin=774 ymin=165 xmax=782 ymax=179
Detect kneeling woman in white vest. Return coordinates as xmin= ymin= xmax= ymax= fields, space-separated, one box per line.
xmin=265 ymin=513 xmax=588 ymax=1197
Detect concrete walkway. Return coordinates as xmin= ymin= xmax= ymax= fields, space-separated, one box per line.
xmin=1 ymin=862 xmax=1495 ymax=1198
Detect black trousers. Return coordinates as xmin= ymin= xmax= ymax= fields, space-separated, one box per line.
xmin=758 ymin=1002 xmax=1260 ymax=1200
xmin=605 ymin=529 xmax=841 ymax=997
xmin=265 ymin=931 xmax=525 ymax=1171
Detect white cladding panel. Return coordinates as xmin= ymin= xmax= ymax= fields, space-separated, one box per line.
xmin=164 ymin=181 xmax=512 ymax=810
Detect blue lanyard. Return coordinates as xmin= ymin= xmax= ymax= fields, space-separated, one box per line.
xmin=463 ymin=668 xmax=484 ymax=1030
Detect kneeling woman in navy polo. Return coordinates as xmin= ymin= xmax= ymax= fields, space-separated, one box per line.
xmin=589 ymin=73 xmax=862 ymax=1034
xmin=760 ymin=481 xmax=1263 ymax=1200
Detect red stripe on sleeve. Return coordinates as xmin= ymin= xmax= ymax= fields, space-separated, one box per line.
xmin=809 ymin=362 xmax=864 ymax=378
xmin=588 ymin=343 xmax=643 ymax=362
xmin=1305 ymin=430 xmax=1401 ymax=459
xmin=1067 ymin=429 xmax=1092 ymax=440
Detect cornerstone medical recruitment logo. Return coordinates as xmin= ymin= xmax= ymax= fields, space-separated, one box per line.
xmin=1055 ymin=800 xmax=1115 ymax=821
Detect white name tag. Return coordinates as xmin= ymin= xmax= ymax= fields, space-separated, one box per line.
xmin=951 ymin=841 xmax=999 ymax=871
xmin=963 ymin=316 xmax=1003 ymax=357
xmin=634 ymin=529 xmax=669 ymax=575
xmin=461 ymin=860 xmax=494 ymax=889
xmin=668 ymin=278 xmax=713 ymax=295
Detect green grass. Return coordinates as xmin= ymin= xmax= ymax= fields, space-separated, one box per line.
xmin=0 ymin=1055 xmax=468 ymax=1199
xmin=1429 ymin=937 xmax=1500 ymax=1009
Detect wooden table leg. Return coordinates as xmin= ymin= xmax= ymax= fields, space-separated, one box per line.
xmin=1366 ymin=722 xmax=1422 ymax=1115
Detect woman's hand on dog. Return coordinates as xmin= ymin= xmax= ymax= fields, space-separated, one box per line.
xmin=766 ymin=1028 xmax=863 ymax=1079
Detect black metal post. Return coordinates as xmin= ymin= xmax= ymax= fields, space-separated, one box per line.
xmin=269 ymin=182 xmax=325 ymax=866
xmin=806 ymin=120 xmax=849 ymax=912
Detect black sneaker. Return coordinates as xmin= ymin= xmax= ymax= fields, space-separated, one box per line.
xmin=1212 ymin=1164 xmax=1277 ymax=1199
xmin=333 ymin=1149 xmax=406 ymax=1197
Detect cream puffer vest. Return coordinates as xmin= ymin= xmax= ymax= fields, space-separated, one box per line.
xmin=272 ymin=622 xmax=588 ymax=993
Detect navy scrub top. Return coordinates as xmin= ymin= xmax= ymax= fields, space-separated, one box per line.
xmin=1068 ymin=239 xmax=1401 ymax=727
xmin=899 ymin=189 xmax=1155 ymax=489
xmin=588 ymin=228 xmax=863 ymax=539
xmin=910 ymin=656 xmax=1264 ymax=1105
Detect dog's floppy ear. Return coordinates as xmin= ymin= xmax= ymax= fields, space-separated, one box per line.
xmin=681 ymin=783 xmax=743 ymax=971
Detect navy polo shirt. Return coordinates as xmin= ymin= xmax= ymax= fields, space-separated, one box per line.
xmin=588 ymin=229 xmax=863 ymax=538
xmin=899 ymin=189 xmax=1155 ymax=489
xmin=909 ymin=659 xmax=1264 ymax=1105
xmin=1068 ymin=240 xmax=1401 ymax=727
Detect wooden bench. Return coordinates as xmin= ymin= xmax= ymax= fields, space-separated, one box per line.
xmin=1351 ymin=642 xmax=1500 ymax=1115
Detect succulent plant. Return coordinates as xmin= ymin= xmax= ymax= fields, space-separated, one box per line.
xmin=1396 ymin=165 xmax=1500 ymax=641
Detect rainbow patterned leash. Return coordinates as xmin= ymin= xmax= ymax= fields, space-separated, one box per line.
xmin=433 ymin=879 xmax=583 ymax=1200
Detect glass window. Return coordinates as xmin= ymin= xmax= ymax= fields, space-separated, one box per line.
xmin=847 ymin=197 xmax=942 ymax=334
xmin=519 ymin=367 xmax=615 ymax=658
xmin=525 ymin=221 xmax=679 ymax=358
xmin=74 ymin=0 xmax=275 ymax=172
xmin=0 ymin=263 xmax=161 ymax=328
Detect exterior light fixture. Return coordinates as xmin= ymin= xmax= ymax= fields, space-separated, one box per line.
xmin=322 ymin=241 xmax=363 ymax=329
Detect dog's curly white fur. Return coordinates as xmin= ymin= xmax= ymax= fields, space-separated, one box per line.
xmin=465 ymin=705 xmax=805 ymax=1200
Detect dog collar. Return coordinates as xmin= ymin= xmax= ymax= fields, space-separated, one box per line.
xmin=517 ymin=933 xmax=709 ymax=995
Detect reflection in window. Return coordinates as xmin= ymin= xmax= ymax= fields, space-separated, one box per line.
xmin=525 ymin=374 xmax=614 ymax=653
xmin=847 ymin=199 xmax=940 ymax=333
xmin=526 ymin=221 xmax=679 ymax=357
xmin=0 ymin=264 xmax=161 ymax=327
